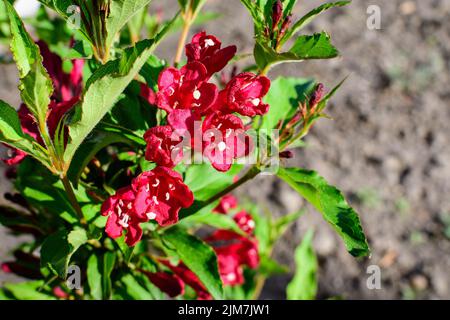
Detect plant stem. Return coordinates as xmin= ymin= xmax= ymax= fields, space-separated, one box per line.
xmin=61 ymin=175 xmax=86 ymax=225
xmin=174 ymin=17 xmax=192 ymax=67
xmin=204 ymin=165 xmax=261 ymax=206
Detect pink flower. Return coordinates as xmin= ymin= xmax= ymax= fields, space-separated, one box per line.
xmin=167 ymin=109 xmax=202 ymax=151
xmin=205 ymin=230 xmax=259 ymax=286
xmin=101 ymin=187 xmax=146 ymax=247
xmin=233 ymin=211 xmax=255 ymax=235
xmin=143 ymin=126 xmax=183 ymax=168
xmin=213 ymin=194 xmax=238 ymax=214
xmin=202 ymin=112 xmax=252 ymax=172
xmin=53 ymin=286 xmax=69 ymax=299
xmin=185 ymin=31 xmax=237 ymax=78
xmin=156 ymin=62 xmax=218 ymax=115
xmin=220 ymin=72 xmax=271 ymax=117
xmin=132 ymin=167 xmax=194 ymax=226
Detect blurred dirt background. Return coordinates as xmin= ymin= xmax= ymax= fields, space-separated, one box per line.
xmin=1 ymin=0 xmax=450 ymax=299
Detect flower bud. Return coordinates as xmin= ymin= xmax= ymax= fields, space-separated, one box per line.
xmin=279 ymin=14 xmax=292 ymax=38
xmin=279 ymin=150 xmax=294 ymax=159
xmin=272 ymin=0 xmax=283 ymax=30
xmin=309 ymin=83 xmax=325 ymax=108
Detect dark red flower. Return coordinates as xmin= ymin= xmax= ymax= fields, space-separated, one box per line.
xmin=205 ymin=230 xmax=259 ymax=286
xmin=159 ymin=260 xmax=211 ymax=300
xmin=202 ymin=112 xmax=252 ymax=172
xmin=2 ymin=104 xmax=40 ymax=165
xmin=46 ymin=97 xmax=79 ymax=139
xmin=142 ymin=271 xmax=185 ymax=298
xmin=132 ymin=167 xmax=194 ymax=226
xmin=185 ymin=31 xmax=237 ymax=78
xmin=140 ymin=83 xmax=157 ymax=105
xmin=213 ymin=194 xmax=238 ymax=214
xmin=143 ymin=126 xmax=183 ymax=168
xmin=156 ymin=62 xmax=218 ymax=115
xmin=101 ymin=187 xmax=146 ymax=247
xmin=233 ymin=211 xmax=255 ymax=235
xmin=220 ymin=72 xmax=271 ymax=117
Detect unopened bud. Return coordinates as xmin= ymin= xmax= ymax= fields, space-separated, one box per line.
xmin=279 ymin=14 xmax=292 ymax=38
xmin=272 ymin=0 xmax=283 ymax=30
xmin=279 ymin=150 xmax=294 ymax=159
xmin=309 ymin=83 xmax=325 ymax=108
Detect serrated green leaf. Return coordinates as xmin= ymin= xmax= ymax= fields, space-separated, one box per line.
xmin=4 ymin=0 xmax=53 ymax=125
xmin=289 ymin=32 xmax=339 ymax=60
xmin=64 ymin=19 xmax=173 ymax=165
xmin=286 ymin=229 xmax=317 ymax=300
xmin=163 ymin=228 xmax=223 ymax=300
xmin=277 ymin=167 xmax=370 ymax=257
xmin=40 ymin=228 xmax=88 ymax=278
xmin=261 ymin=77 xmax=315 ymax=129
xmin=106 ymin=0 xmax=153 ymax=52
xmin=280 ymin=1 xmax=351 ymax=46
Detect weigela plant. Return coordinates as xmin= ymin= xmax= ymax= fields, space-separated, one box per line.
xmin=0 ymin=0 xmax=369 ymax=300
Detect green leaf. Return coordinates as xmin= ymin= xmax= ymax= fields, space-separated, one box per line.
xmin=4 ymin=0 xmax=53 ymax=125
xmin=254 ymin=32 xmax=339 ymax=71
xmin=115 ymin=236 xmax=135 ymax=263
xmin=106 ymin=0 xmax=153 ymax=52
xmin=277 ymin=167 xmax=370 ymax=257
xmin=0 ymin=100 xmax=49 ymax=166
xmin=16 ymin=158 xmax=91 ymax=224
xmin=4 ymin=281 xmax=56 ymax=300
xmin=259 ymin=255 xmax=289 ymax=276
xmin=184 ymin=164 xmax=243 ymax=201
xmin=40 ymin=228 xmax=88 ymax=278
xmin=102 ymin=252 xmax=116 ymax=299
xmin=280 ymin=1 xmax=351 ymax=46
xmin=64 ymin=19 xmax=174 ymax=164
xmin=184 ymin=211 xmax=245 ymax=235
xmin=240 ymin=0 xmax=265 ymax=32
xmin=286 ymin=229 xmax=318 ymax=300
xmin=163 ymin=228 xmax=223 ymax=300
xmin=261 ymin=77 xmax=315 ymax=129
xmin=120 ymin=273 xmax=154 ymax=300
xmin=274 ymin=209 xmax=306 ymax=238
xmin=289 ymin=32 xmax=339 ymax=60
xmin=67 ymin=129 xmax=139 ymax=186
xmin=87 ymin=254 xmax=103 ymax=300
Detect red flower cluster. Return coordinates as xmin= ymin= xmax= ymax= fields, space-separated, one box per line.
xmin=142 ymin=31 xmax=271 ymax=172
xmin=142 ymin=194 xmax=259 ymax=298
xmin=2 ymin=41 xmax=84 ymax=165
xmin=101 ymin=167 xmax=194 ymax=246
xmin=208 ymin=195 xmax=259 ymax=286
